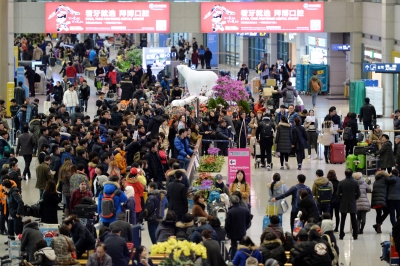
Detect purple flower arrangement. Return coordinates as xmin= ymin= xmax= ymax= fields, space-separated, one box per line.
xmin=207 ymin=147 xmax=220 ymax=156
xmin=201 ymin=179 xmax=214 ymax=188
xmin=212 ymin=76 xmax=249 ymax=102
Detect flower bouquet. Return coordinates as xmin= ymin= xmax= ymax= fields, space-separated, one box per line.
xmin=207 ymin=147 xmax=220 ymax=156
xmin=151 ymin=238 xmax=207 ymax=266
xmin=197 ymin=154 xmax=225 ymax=172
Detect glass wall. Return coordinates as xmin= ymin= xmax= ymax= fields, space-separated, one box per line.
xmin=248 ymin=37 xmax=267 ymax=70
xmin=220 ymin=34 xmax=239 ymax=66
xmin=170 ymin=33 xmax=188 ymax=47
xmin=277 ymin=33 xmax=288 ymax=63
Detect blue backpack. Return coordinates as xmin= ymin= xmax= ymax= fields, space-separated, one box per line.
xmin=209 ymin=191 xmax=220 ymax=203
xmin=295 ymin=185 xmax=311 ymax=209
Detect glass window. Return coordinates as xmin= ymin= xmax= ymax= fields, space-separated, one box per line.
xmin=277 ymin=33 xmax=288 ymax=64
xmin=171 ymin=33 xmax=188 ymax=47
xmin=222 ymin=34 xmax=239 ymax=66
xmin=248 ymin=37 xmax=267 ymax=70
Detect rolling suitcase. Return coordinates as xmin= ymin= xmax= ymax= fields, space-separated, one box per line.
xmin=330 ymin=143 xmax=345 ymax=164
xmin=49 ymin=57 xmax=56 ymax=67
xmin=346 ymin=154 xmax=358 ymax=171
xmin=131 ymin=224 xmax=142 ymax=248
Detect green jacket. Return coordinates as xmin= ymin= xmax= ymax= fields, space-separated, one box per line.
xmin=308 ymin=76 xmax=322 ymax=93
xmin=376 ymin=141 xmax=395 ymax=169
xmin=35 ymin=162 xmax=53 ymax=190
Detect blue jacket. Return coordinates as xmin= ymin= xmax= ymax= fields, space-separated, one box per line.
xmin=275 ymin=111 xmax=288 ymax=124
xmin=98 ymin=181 xmax=128 ymax=223
xmin=160 ymin=79 xmax=170 ymax=93
xmin=191 ymin=224 xmax=219 ymax=243
xmin=288 ymin=112 xmax=301 ymax=128
xmin=88 ymin=50 xmax=96 ymax=62
xmin=17 ymin=110 xmax=27 ymax=131
xmin=99 ymin=124 xmax=108 ymax=136
xmin=174 ymin=136 xmax=193 ymax=160
xmin=61 ymin=152 xmax=76 ymax=165
xmin=232 ymin=246 xmax=264 ymax=266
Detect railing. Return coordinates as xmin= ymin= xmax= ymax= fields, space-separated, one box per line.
xmin=186 ymin=136 xmax=202 ymax=185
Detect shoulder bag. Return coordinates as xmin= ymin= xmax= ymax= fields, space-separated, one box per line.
xmin=280 ymin=185 xmax=289 ymax=213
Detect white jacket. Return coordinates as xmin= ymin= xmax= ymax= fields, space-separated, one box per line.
xmin=63 ymin=90 xmax=78 ymax=107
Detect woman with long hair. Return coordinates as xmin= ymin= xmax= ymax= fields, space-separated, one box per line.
xmin=267 ymin=173 xmax=288 ymax=222
xmin=41 ymin=180 xmax=60 ymax=224
xmin=59 ymin=158 xmax=74 ymax=216
xmin=132 ymin=245 xmax=154 ymax=266
xmin=291 ymin=117 xmax=308 ymax=170
xmin=353 ymin=172 xmax=371 ymax=234
xmin=327 ymin=170 xmax=340 ymax=232
xmin=229 ymin=170 xmax=250 ymax=204
xmin=321 ymin=118 xmax=338 ymax=164
xmin=304 ymin=109 xmax=319 ymax=159
xmin=168 ymin=119 xmax=179 ymax=158
xmin=177 ymin=115 xmax=186 ymax=131
xmin=369 ymin=124 xmax=383 ymax=150
xmin=190 ymin=124 xmax=200 ymax=147
xmin=192 ymin=193 xmax=212 ymax=220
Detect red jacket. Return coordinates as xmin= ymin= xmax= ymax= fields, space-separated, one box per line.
xmin=125 ymin=177 xmax=144 ymax=213
xmin=191 ymin=52 xmax=199 ymax=64
xmin=66 ymin=66 xmax=77 ymax=78
xmin=69 ymin=189 xmax=93 ymax=211
xmin=108 ymin=71 xmax=118 ymax=85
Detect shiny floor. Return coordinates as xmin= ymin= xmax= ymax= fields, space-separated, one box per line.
xmin=1 ymin=59 xmax=394 ymax=266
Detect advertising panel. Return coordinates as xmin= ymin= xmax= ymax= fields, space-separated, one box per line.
xmin=201 ymin=2 xmax=324 ymax=33
xmin=142 ymin=47 xmax=172 ymax=68
xmin=45 ymin=2 xmax=170 ymax=33
xmin=227 ymin=148 xmax=251 ymax=186
xmin=206 ymin=33 xmax=219 ymax=68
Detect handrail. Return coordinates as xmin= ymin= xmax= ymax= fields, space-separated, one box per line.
xmin=187 ymin=135 xmax=202 ymax=185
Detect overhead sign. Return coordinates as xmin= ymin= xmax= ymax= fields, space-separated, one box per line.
xmin=235 ymin=33 xmax=269 ymax=37
xmin=201 ymin=2 xmax=324 ymax=33
xmin=45 ymin=2 xmax=170 ymax=33
xmin=363 ymin=63 xmax=400 ymax=73
xmin=332 ymin=44 xmax=350 ymax=51
xmin=227 ymin=148 xmax=251 ymax=186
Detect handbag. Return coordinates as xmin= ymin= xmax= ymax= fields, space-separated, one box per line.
xmin=317 ymin=134 xmax=323 ymax=144
xmin=64 ymin=235 xmax=77 ymax=259
xmin=280 ymin=186 xmax=289 ymax=213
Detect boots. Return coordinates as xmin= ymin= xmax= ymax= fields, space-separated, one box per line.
xmin=373 ymin=223 xmax=382 ymax=233
xmin=359 ymin=223 xmax=365 ymax=234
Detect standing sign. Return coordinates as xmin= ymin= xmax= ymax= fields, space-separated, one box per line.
xmin=45 ymin=2 xmax=170 ymax=33
xmin=227 ymin=148 xmax=251 ymax=186
xmin=201 ymin=2 xmax=324 ymax=33
xmin=206 ymin=33 xmax=219 ymax=68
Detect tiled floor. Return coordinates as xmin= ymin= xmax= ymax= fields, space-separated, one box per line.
xmin=0 ymin=60 xmax=394 ymax=266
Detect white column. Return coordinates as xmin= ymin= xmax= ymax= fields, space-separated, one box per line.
xmin=349 ymin=32 xmax=362 ymax=81
xmin=268 ymin=34 xmax=278 ymax=66
xmin=238 ymin=36 xmax=249 ymax=66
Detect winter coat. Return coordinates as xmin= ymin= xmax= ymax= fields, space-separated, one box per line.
xmin=115 ymin=150 xmax=127 ymax=175
xmin=387 ymin=175 xmax=400 ymax=201
xmin=225 ymin=204 xmax=251 ymax=241
xmin=298 ymin=195 xmax=319 ymax=222
xmin=203 ymin=239 xmax=226 ymax=266
xmin=293 ymin=233 xmax=334 ymax=266
xmin=337 ymin=176 xmax=360 ymax=213
xmin=174 ymin=136 xmax=194 ymax=160
xmin=166 ymin=179 xmax=188 ymax=218
xmin=63 ymin=90 xmax=79 ymax=107
xmin=70 ymin=189 xmax=93 ymax=211
xmin=98 ymin=181 xmax=128 ymax=223
xmin=308 ymin=76 xmax=322 ymax=93
xmin=125 ymin=177 xmax=144 ymax=213
xmin=280 ymin=86 xmax=298 ymax=104
xmin=35 ymin=162 xmax=53 ymax=190
xmin=321 ymin=120 xmax=337 ymax=146
xmin=267 ymin=181 xmax=288 ymax=214
xmin=263 ymin=226 xmax=285 ymax=244
xmin=369 ymin=130 xmax=383 ymax=150
xmin=144 ymin=151 xmax=164 ymax=183
xmin=155 ymin=219 xmax=177 ymax=243
xmin=21 ymin=222 xmax=44 ymax=262
xmin=41 ymin=191 xmax=60 ymax=224
xmin=292 ymin=125 xmax=308 ymax=150
xmin=110 ymin=219 xmax=133 ymax=243
xmin=159 ymin=124 xmax=169 ymax=149
xmin=229 ymin=182 xmax=250 ymax=203
xmin=312 ymin=177 xmax=333 ymax=199
xmin=371 ymin=171 xmax=395 ymax=208
xmin=87 ymin=253 xmax=112 ymax=266
xmin=376 ymin=140 xmax=395 ymax=168
xmin=29 ymin=119 xmax=41 ymax=144
xmin=346 ymin=177 xmax=367 ymax=213
xmin=16 ymin=132 xmax=35 ymax=156
xmin=50 ymin=235 xmax=80 ymax=266
xmin=79 ymin=84 xmax=90 ymax=99
xmin=330 ymin=178 xmax=340 ymax=205
xmin=192 ymin=202 xmax=212 ymax=220
xmin=122 ymin=196 xmax=137 ymax=225
xmin=275 ymin=184 xmax=312 ymax=213
xmin=359 ymin=103 xmax=376 ymax=123
xmin=176 ymin=221 xmax=195 ymax=241
xmin=103 ymin=234 xmax=130 ymax=266
xmin=70 ymin=222 xmax=96 ymax=252
xmin=275 ymin=122 xmax=292 ymax=153
xmin=259 ymin=239 xmax=287 ymax=266
xmin=69 ymin=172 xmax=89 ymax=194
xmin=148 ymin=115 xmax=164 ymax=140
xmin=29 ymin=247 xmax=56 ymax=266
xmin=233 ymin=245 xmax=264 ymax=266
xmin=191 ymin=224 xmax=219 ymax=243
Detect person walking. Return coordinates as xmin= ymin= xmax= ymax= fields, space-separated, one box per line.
xmin=375 ymin=134 xmax=395 ymax=173
xmin=292 ymin=117 xmax=308 ymax=170
xmin=386 ymin=168 xmax=400 ymax=226
xmin=15 ymin=125 xmax=36 ymax=180
xmin=371 ymin=170 xmax=395 ymax=233
xmin=337 ymin=168 xmax=361 ymax=240
xmin=359 ymin=97 xmax=376 ymax=130
xmin=327 ymin=170 xmax=340 ymax=232
xmin=280 ymin=81 xmax=298 ymax=106
xmin=78 ymin=80 xmax=90 ymax=112
xmin=267 ymin=173 xmax=288 ymax=222
xmin=353 ymin=172 xmax=371 ymax=234
xmin=275 ymin=116 xmax=292 ymax=170
xmin=256 ymin=115 xmax=275 ymax=169
xmin=312 ymin=169 xmax=333 ymax=215
xmin=308 ymin=71 xmax=322 ymax=109
xmin=166 ymin=170 xmax=188 ymax=221
xmin=225 ymin=195 xmax=251 ymax=258
xmin=343 ymin=112 xmax=358 ymax=157
xmin=304 ymin=109 xmax=319 ymax=159
xmin=321 ymin=118 xmax=338 ymax=164
xmin=63 ymin=84 xmax=79 ymax=114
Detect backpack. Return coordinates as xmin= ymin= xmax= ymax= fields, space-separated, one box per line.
xmin=343 ymin=126 xmax=353 ymax=140
xmin=284 ymin=89 xmax=294 ymax=103
xmin=145 ymin=193 xmax=164 ymax=221
xmin=101 ymin=189 xmax=121 ymax=218
xmin=312 ymin=80 xmax=320 ymax=92
xmin=323 ymin=234 xmax=339 ymax=265
xmin=260 ymin=120 xmax=272 ymax=138
xmin=317 ymin=183 xmax=332 ymax=204
xmin=243 ymin=251 xmax=258 ymax=266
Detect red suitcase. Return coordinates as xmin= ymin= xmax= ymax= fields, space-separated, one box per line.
xmin=330 ymin=143 xmax=345 ymax=164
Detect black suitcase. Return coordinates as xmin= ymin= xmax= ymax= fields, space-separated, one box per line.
xmin=354 ymin=146 xmax=374 ymax=155
xmin=72 ymin=204 xmax=97 ymax=218
xmin=132 ymin=224 xmax=142 ymax=248
xmin=49 ymin=57 xmax=56 ymax=67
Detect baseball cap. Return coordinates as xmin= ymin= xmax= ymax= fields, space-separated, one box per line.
xmin=139 ymin=97 xmax=145 ymax=101
xmin=215 ymin=174 xmax=223 ymax=180
xmin=130 ymin=167 xmax=138 ymax=176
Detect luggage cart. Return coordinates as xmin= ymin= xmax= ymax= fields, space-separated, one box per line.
xmin=253 ymin=141 xmax=273 ymax=169
xmin=364 ymin=154 xmax=380 ymax=177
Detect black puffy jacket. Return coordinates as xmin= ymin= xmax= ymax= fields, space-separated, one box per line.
xmin=359 ymin=104 xmax=376 ymax=123
xmin=298 ymin=195 xmax=320 ymax=223
xmin=260 ymin=239 xmax=287 ymax=266
xmin=371 ymin=171 xmax=395 ymax=208
xmin=6 ymin=187 xmax=24 ymax=217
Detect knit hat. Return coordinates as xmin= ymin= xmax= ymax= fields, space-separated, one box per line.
xmin=265 ymin=258 xmax=279 ymax=266
xmin=124 ymin=186 xmax=134 ymax=198
xmin=321 ymin=219 xmax=335 ymax=234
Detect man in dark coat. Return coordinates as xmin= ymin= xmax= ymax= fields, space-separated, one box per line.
xmin=145 ymin=141 xmax=165 ymax=189
xmin=202 ymin=229 xmax=226 ymax=266
xmin=147 ymin=109 xmax=164 ymax=139
xmin=103 ymin=225 xmax=130 ymax=266
xmin=20 ymin=221 xmax=44 ymax=262
xmin=337 ymin=168 xmax=361 ymax=240
xmin=359 ymin=97 xmax=376 ymax=130
xmin=376 ymin=134 xmax=395 ymax=173
xmin=166 ymin=170 xmax=188 ymax=221
xmin=225 ymin=195 xmax=251 ymax=258
xmin=16 ymin=125 xmax=35 ymax=180
xmin=110 ymin=212 xmax=133 ymax=243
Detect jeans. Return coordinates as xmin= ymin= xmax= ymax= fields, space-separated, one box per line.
xmin=179 ymin=157 xmax=191 ymax=170
xmin=376 ymin=207 xmax=389 ymax=224
xmin=363 ymin=121 xmax=373 ymax=131
xmin=311 ymin=92 xmax=318 ymax=107
xmin=324 ymin=145 xmax=331 ymax=162
xmin=22 ymin=154 xmax=32 ymax=178
xmin=79 ymin=98 xmax=88 ymax=111
xmin=318 ymin=203 xmax=330 ymax=215
xmin=147 ymin=221 xmax=159 ymax=244
xmin=329 ymin=203 xmax=340 ymax=230
xmin=66 ymin=106 xmax=75 ymax=114
xmin=387 ymin=200 xmax=400 ymax=226
xmin=340 ymin=212 xmax=357 ymax=238
xmin=7 ymin=215 xmax=22 ymax=236
xmin=259 ymin=138 xmax=273 ymax=165
xmin=39 ymin=189 xmax=44 ymax=200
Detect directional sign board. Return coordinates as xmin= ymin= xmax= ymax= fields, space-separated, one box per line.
xmin=227 ymin=148 xmax=251 ymax=186
xmin=363 ymin=63 xmax=400 ymax=73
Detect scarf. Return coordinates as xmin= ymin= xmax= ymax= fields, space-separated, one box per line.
xmin=215 ymin=182 xmax=225 ymax=192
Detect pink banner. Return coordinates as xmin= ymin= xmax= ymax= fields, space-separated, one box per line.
xmin=227 ymin=148 xmax=251 ymax=187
